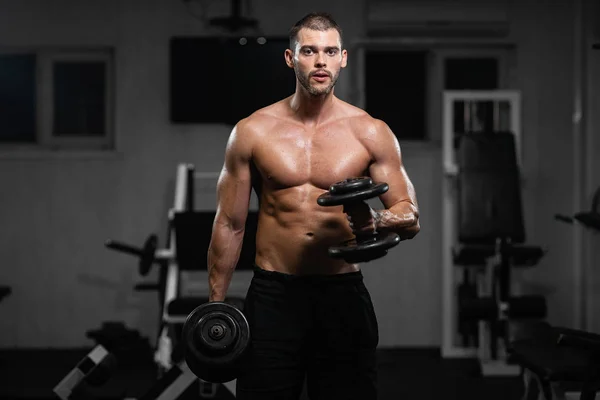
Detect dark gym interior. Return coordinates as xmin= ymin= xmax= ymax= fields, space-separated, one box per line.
xmin=0 ymin=0 xmax=599 ymax=399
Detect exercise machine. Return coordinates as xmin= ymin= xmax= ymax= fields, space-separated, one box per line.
xmin=57 ymin=163 xmax=245 ymax=399
xmin=441 ymin=90 xmax=548 ymax=376
xmin=454 ymin=130 xmax=546 ymax=376
xmin=512 ymin=323 xmax=600 ymax=400
xmin=509 ymin=192 xmax=600 ymax=400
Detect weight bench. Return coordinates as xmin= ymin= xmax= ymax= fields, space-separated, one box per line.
xmin=53 ymin=345 xmax=233 ymax=400
xmin=510 ymin=323 xmax=600 ymax=400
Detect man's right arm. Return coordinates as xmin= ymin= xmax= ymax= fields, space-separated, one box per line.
xmin=207 ymin=121 xmax=253 ymax=302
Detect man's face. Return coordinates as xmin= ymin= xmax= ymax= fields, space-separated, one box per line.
xmin=285 ymin=28 xmax=348 ymax=96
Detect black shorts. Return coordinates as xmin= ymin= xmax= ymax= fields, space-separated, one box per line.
xmin=236 ymin=266 xmax=379 ymax=400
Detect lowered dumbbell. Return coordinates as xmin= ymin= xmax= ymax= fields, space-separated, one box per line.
xmin=317 ymin=177 xmax=401 ymax=263
xmin=104 ymin=234 xmax=172 ymax=276
xmin=182 ymin=301 xmax=251 ymax=383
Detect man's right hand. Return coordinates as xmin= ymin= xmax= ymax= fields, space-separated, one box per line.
xmin=343 ymin=201 xmax=378 ymax=237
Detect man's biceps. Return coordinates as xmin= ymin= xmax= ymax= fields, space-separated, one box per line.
xmin=379 ymin=174 xmax=411 ymax=198
xmin=371 ymin=164 xmax=404 ymax=184
xmin=222 ymin=162 xmax=252 ymax=182
xmin=218 ymin=176 xmax=252 ymax=199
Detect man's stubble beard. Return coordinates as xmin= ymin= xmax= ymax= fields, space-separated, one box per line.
xmin=294 ymin=63 xmax=340 ymax=96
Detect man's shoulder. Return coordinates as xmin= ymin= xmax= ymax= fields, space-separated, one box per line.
xmin=336 ymin=100 xmax=387 ymax=133
xmin=237 ymin=98 xmax=291 ymax=133
xmin=337 ymin=98 xmax=368 ymax=118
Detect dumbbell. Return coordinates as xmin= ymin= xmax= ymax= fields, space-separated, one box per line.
xmin=317 ymin=177 xmax=401 ymax=263
xmin=182 ymin=301 xmax=251 ymax=383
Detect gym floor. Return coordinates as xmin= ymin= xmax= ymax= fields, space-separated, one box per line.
xmin=0 ymin=348 xmax=523 ymax=400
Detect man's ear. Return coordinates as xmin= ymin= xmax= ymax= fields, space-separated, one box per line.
xmin=284 ymin=49 xmax=295 ymax=69
xmin=341 ymin=49 xmax=348 ymax=68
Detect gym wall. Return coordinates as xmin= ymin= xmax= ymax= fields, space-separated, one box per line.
xmin=0 ymin=0 xmax=593 ymax=349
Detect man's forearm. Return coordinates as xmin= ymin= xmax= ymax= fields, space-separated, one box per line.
xmin=207 ymin=225 xmax=245 ymax=302
xmin=375 ymin=201 xmax=420 ymax=239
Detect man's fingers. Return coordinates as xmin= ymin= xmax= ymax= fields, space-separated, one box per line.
xmin=378 ymin=212 xmax=417 ymax=227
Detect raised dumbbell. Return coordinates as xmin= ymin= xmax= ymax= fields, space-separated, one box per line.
xmin=182 ymin=301 xmax=251 ymax=383
xmin=317 ymin=177 xmax=401 ymax=263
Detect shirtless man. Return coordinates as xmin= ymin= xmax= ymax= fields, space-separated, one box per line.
xmin=207 ymin=12 xmax=420 ymax=400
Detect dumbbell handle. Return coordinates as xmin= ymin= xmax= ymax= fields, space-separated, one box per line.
xmin=104 ymin=240 xmax=144 ymax=257
xmin=354 ymin=231 xmax=380 ymax=243
xmin=342 ymin=202 xmax=380 ymax=240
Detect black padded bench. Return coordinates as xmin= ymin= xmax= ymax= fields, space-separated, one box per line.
xmin=453 ymin=243 xmax=545 ymax=267
xmin=509 ymin=323 xmax=600 ymax=400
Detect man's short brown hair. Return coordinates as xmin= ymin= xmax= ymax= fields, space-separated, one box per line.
xmin=289 ymin=12 xmax=344 ymax=52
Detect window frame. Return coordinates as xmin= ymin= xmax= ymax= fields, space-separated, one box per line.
xmin=0 ymin=46 xmax=115 ymax=153
xmin=350 ymin=38 xmax=515 ymax=144
xmin=429 ymin=47 xmax=514 ymax=144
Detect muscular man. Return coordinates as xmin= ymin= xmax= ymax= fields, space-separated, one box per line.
xmin=207 ymin=12 xmax=420 ymax=400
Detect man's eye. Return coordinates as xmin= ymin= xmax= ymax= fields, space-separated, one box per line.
xmin=303 ymin=49 xmax=313 ymax=55
xmin=327 ymin=50 xmax=337 ymax=56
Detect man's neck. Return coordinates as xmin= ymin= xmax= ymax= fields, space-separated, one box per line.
xmin=289 ymin=86 xmax=337 ymax=126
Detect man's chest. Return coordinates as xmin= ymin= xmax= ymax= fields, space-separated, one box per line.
xmin=251 ymin=126 xmax=372 ymax=189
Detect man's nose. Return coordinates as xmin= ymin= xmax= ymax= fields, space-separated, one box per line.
xmin=315 ymin=52 xmax=326 ymax=68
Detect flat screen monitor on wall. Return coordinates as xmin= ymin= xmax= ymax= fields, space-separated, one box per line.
xmin=170 ymin=36 xmax=296 ymax=125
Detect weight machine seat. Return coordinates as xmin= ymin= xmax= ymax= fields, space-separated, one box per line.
xmin=557 ymin=328 xmax=600 ymax=355
xmin=509 ymin=324 xmax=600 ymax=382
xmin=453 ymin=243 xmax=545 ymax=267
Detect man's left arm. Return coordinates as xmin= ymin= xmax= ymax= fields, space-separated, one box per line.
xmin=366 ymin=120 xmax=420 ymax=240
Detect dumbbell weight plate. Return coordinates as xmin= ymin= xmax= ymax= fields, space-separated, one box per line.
xmin=329 ymin=177 xmax=374 ymax=194
xmin=182 ymin=302 xmax=250 ymax=383
xmin=329 ymin=231 xmax=401 ymax=263
xmin=139 ymin=234 xmax=158 ymax=276
xmin=317 ymin=182 xmax=389 ymax=207
xmin=104 ymin=234 xmax=158 ymax=277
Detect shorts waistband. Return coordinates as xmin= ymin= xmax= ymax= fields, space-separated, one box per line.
xmin=252 ymin=264 xmax=363 ymax=285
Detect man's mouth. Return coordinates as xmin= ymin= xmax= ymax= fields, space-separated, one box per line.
xmin=312 ymin=72 xmax=330 ymax=82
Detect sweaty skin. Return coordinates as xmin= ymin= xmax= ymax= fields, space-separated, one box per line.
xmin=208 ymin=28 xmax=420 ymax=301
